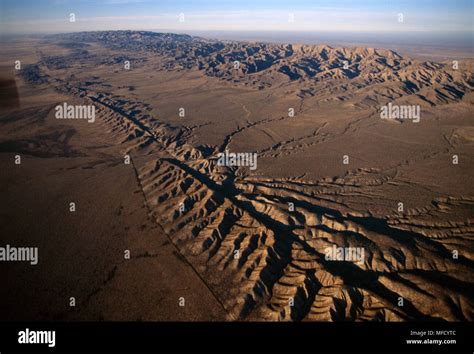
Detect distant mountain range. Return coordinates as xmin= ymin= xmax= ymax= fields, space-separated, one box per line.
xmin=49 ymin=31 xmax=473 ymax=106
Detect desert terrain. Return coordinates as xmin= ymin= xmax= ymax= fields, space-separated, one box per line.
xmin=0 ymin=31 xmax=473 ymax=321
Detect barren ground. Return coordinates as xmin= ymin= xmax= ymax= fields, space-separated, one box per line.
xmin=0 ymin=33 xmax=473 ymax=321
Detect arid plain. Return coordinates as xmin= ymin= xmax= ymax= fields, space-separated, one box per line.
xmin=0 ymin=31 xmax=473 ymax=321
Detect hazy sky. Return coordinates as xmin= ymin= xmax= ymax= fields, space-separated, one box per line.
xmin=1 ymin=0 xmax=473 ymax=35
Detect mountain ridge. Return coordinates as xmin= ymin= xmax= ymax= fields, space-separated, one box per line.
xmin=45 ymin=30 xmax=473 ymax=106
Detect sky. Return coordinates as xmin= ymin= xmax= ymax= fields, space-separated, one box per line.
xmin=1 ymin=0 xmax=473 ymax=36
